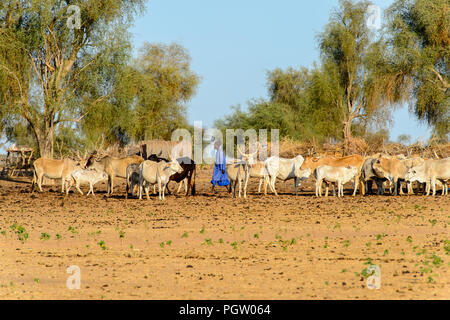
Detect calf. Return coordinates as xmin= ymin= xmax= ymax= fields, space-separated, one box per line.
xmin=68 ymin=169 xmax=108 ymax=196
xmin=302 ymin=154 xmax=365 ymax=196
xmin=226 ymin=161 xmax=246 ymax=198
xmin=314 ymin=165 xmax=359 ymax=197
xmin=361 ymin=158 xmax=387 ymax=195
xmin=246 ymin=162 xmax=270 ymax=195
xmin=138 ymin=160 xmax=183 ymax=200
xmin=125 ymin=163 xmax=141 ymax=198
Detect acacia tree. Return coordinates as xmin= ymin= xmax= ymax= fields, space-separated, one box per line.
xmin=0 ymin=0 xmax=145 ymax=157
xmin=385 ymin=0 xmax=449 ymax=139
xmin=318 ymin=0 xmax=403 ymax=152
xmin=80 ymin=42 xmax=200 ymax=146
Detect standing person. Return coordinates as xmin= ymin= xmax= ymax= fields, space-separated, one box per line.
xmin=211 ymin=140 xmax=230 ymax=193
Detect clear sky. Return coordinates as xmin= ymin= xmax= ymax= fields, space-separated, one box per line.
xmin=131 ymin=0 xmax=431 ymax=143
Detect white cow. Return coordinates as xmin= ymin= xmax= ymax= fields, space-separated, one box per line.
xmin=138 ymin=160 xmax=183 ymax=200
xmin=68 ymin=169 xmax=108 ymax=196
xmin=405 ymin=158 xmax=449 ymax=196
xmin=314 ymin=165 xmax=359 ymax=197
xmin=264 ymin=155 xmax=309 ymax=196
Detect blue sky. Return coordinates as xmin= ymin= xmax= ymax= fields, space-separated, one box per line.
xmin=130 ymin=0 xmax=432 ymax=143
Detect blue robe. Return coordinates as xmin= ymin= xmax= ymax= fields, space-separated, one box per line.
xmin=211 ymin=147 xmax=230 ymax=187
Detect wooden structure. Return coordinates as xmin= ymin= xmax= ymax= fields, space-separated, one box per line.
xmin=1 ymin=145 xmax=34 ymax=177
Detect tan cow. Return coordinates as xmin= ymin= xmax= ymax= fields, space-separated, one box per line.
xmin=302 ymin=154 xmax=365 ymax=196
xmin=246 ymin=162 xmax=270 ymax=195
xmin=372 ymin=157 xmax=408 ymax=196
xmin=31 ymin=157 xmax=79 ymax=194
xmin=226 ymin=161 xmax=246 ymax=198
xmin=85 ymin=154 xmax=144 ymax=195
xmin=405 ymin=158 xmax=450 ymax=196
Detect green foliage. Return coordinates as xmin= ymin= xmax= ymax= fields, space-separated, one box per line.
xmin=386 ymin=0 xmax=449 ymax=140
xmin=215 ymin=1 xmax=399 ymax=145
xmin=0 ymin=0 xmax=146 ymax=156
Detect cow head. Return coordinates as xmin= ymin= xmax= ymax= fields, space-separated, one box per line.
xmin=372 ymin=158 xmax=387 ymax=178
xmin=293 ymin=155 xmax=305 ymax=176
xmin=168 ymin=160 xmax=183 ymax=174
xmin=237 ymin=144 xmax=258 ymax=167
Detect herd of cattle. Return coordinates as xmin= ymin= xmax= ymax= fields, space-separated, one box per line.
xmin=29 ymin=141 xmax=449 ymax=199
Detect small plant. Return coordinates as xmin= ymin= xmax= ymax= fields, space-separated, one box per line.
xmin=119 ymin=230 xmax=126 ymax=239
xmin=166 ymin=240 xmax=172 ymax=246
xmin=56 ymin=234 xmax=62 ymax=240
xmin=231 ymin=241 xmax=238 ymax=250
xmin=429 ymin=220 xmax=437 ymax=227
xmin=204 ymin=239 xmax=213 ymax=246
xmin=68 ymin=226 xmax=78 ymax=234
xmin=33 ymin=278 xmax=40 ymax=283
xmin=218 ymin=238 xmax=224 ymax=244
xmin=342 ymin=240 xmax=350 ymax=248
xmin=98 ymin=240 xmax=107 ymax=250
xmin=10 ymin=224 xmax=28 ymax=242
xmin=254 ymin=233 xmax=259 ymax=239
xmin=406 ymin=236 xmax=413 ymax=243
xmin=200 ymin=226 xmax=205 ymax=234
xmin=1 ymin=231 xmax=6 ymax=236
xmin=181 ymin=232 xmax=189 ymax=238
xmin=40 ymin=233 xmax=51 ymax=241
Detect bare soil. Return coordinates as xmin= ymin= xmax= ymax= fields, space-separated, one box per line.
xmin=0 ymin=167 xmax=448 ymax=300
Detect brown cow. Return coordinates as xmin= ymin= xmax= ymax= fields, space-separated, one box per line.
xmin=31 ymin=157 xmax=79 ymax=194
xmin=372 ymin=157 xmax=407 ymax=196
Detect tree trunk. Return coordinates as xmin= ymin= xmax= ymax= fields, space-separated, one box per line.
xmin=343 ymin=118 xmax=353 ymax=155
xmin=35 ymin=123 xmax=55 ymax=158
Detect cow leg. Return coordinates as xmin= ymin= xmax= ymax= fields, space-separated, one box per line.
xmin=352 ymin=174 xmax=359 ymax=196
xmin=244 ymin=170 xmax=250 ymax=199
xmin=76 ymin=182 xmax=83 ymax=195
xmin=376 ymin=180 xmax=383 ymax=195
xmin=146 ymin=183 xmax=151 ymax=200
xmin=138 ymin=179 xmax=143 ymax=200
xmin=263 ymin=176 xmax=268 ymax=195
xmin=158 ymin=179 xmax=162 ymax=200
xmin=270 ymin=175 xmax=278 ymax=196
xmin=398 ymin=179 xmax=405 ymax=195
xmin=258 ymin=179 xmax=262 ymax=194
xmin=315 ymin=180 xmax=320 ymax=197
xmin=176 ymin=180 xmax=183 ymax=194
xmin=109 ymin=176 xmax=114 ymax=195
xmin=431 ymin=178 xmax=436 ymax=196
xmin=86 ymin=183 xmax=92 ymax=196
xmin=38 ymin=174 xmax=44 ymax=192
xmin=294 ymin=177 xmax=299 ymax=196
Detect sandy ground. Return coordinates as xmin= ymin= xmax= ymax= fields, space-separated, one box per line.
xmin=0 ymin=167 xmax=448 ymax=300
